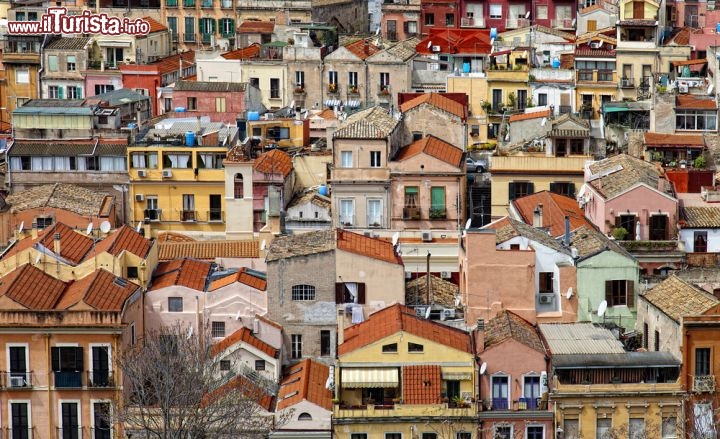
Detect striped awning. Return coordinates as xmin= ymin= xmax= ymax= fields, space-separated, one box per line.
xmin=442 ymin=371 xmax=472 ymax=380
xmin=341 ymin=368 xmax=399 ymax=388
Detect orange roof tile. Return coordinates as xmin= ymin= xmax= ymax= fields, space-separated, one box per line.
xmin=58 ymin=269 xmax=139 ymax=310
xmin=512 ymin=190 xmax=594 ymax=238
xmin=150 ymin=259 xmax=212 ymax=291
xmin=208 ymin=268 xmax=267 ymax=291
xmin=277 ymin=358 xmax=332 ymax=410
xmin=675 ymin=94 xmax=717 ymax=110
xmin=211 ymin=326 xmax=278 ymax=358
xmin=89 ymin=225 xmax=152 ymax=260
xmin=344 ymin=39 xmax=381 ymax=60
xmin=158 ymin=240 xmax=259 ymax=261
xmin=256 ymin=313 xmax=283 ymax=330
xmin=394 ymin=135 xmax=464 ymax=167
xmin=0 ymin=264 xmax=67 ymax=309
xmin=402 ymin=365 xmax=442 ymax=404
xmin=149 ymin=51 xmax=195 ymax=75
xmin=221 ymin=43 xmax=261 ymax=60
xmin=508 ymin=109 xmax=551 ymax=123
xmin=339 ymin=304 xmax=471 ymax=355
xmin=142 ymin=17 xmax=168 ymax=33
xmin=237 ymin=20 xmax=274 ymax=34
xmin=644 ymin=132 xmax=705 ymax=147
xmin=253 ymin=149 xmax=293 ymax=177
xmin=38 ymin=223 xmax=94 ymax=264
xmin=336 ymin=229 xmax=403 ymax=265
xmin=207 ymin=373 xmax=275 ymax=411
xmin=400 ymin=93 xmax=465 ymax=119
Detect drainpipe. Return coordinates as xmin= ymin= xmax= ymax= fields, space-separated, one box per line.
xmin=46 ymin=333 xmax=52 ymax=438
xmin=426 ymin=251 xmax=432 ymax=304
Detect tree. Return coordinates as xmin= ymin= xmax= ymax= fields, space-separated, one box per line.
xmin=114 ymin=323 xmax=279 ymax=439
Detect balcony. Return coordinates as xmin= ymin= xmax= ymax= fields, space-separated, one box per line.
xmin=87 ymin=371 xmax=114 ymax=388
xmin=54 ymin=371 xmax=82 ymax=388
xmin=4 ymin=372 xmax=32 ymax=389
xmin=335 ymin=402 xmax=475 ymax=418
xmin=518 ymin=397 xmax=540 ymax=410
xmin=56 ymin=427 xmax=82 ymax=439
xmin=347 ymin=85 xmax=360 ymax=97
xmin=460 ymin=16 xmax=485 ymax=27
xmin=403 ymin=207 xmax=421 ymax=220
xmin=328 ymin=84 xmax=340 ymax=95
xmin=367 ymin=216 xmax=384 ymax=228
xmin=620 ymin=77 xmax=635 ymax=88
xmin=144 ymin=209 xmax=162 ymax=222
xmin=694 ymin=375 xmax=715 ymax=393
xmin=181 ymin=210 xmax=197 ymax=222
xmin=429 ymin=208 xmax=446 ymax=219
xmin=551 ymin=18 xmax=575 ymax=29
xmin=293 ymin=86 xmax=306 ymax=97
xmin=491 ymin=398 xmax=509 ymax=409
xmin=208 ymin=209 xmax=224 ymax=222
xmin=505 ymin=17 xmax=530 ymax=29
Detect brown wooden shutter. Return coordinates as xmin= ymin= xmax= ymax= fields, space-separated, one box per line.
xmin=605 ymin=281 xmax=612 ymax=306
xmin=335 ymin=283 xmax=344 ymax=303
xmin=357 ymin=283 xmax=366 ymax=304
xmin=626 ymin=281 xmax=635 ymax=307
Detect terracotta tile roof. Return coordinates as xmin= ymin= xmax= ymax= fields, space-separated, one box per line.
xmin=58 ymin=269 xmax=139 ymax=310
xmin=675 ymin=94 xmax=717 ymax=110
xmin=158 ymin=240 xmax=259 ymax=261
xmin=287 ymin=190 xmax=331 ymax=210
xmin=642 ymin=275 xmax=719 ymax=322
xmin=336 ymin=229 xmax=403 ymax=265
xmin=237 ymin=20 xmax=274 ymax=34
xmin=645 ymin=132 xmax=705 ymax=147
xmin=339 ymin=304 xmax=471 ymax=355
xmin=208 ymin=267 xmax=267 ymax=291
xmin=405 ymin=274 xmax=458 ymax=307
xmin=46 ymin=37 xmax=91 ymax=50
xmin=5 ymin=183 xmax=112 ymax=216
xmin=150 ymin=259 xmax=212 ymax=291
xmin=483 ymin=309 xmax=545 ymax=353
xmin=210 ymin=374 xmax=275 ymax=411
xmin=587 ymin=154 xmax=664 ymax=199
xmin=90 ymin=225 xmax=152 ymax=259
xmin=211 ymin=326 xmax=278 ymax=358
xmin=394 ymin=135 xmax=464 ymax=168
xmin=266 ymin=229 xmax=336 ymax=262
xmin=277 ymin=358 xmax=332 ymax=410
xmin=512 ymin=190 xmax=594 ymax=238
xmin=333 ymin=106 xmax=399 ymax=139
xmin=483 ymin=217 xmax=566 ymax=252
xmin=667 ymin=27 xmax=701 ymax=46
xmin=149 ymin=51 xmax=195 ymax=75
xmin=574 ymin=48 xmax=616 ymax=57
xmin=221 ymin=43 xmax=261 ymax=60
xmin=532 ymin=24 xmax=576 ymax=42
xmin=344 ymin=39 xmax=381 ymax=60
xmin=568 ymin=225 xmax=631 ymax=261
xmin=399 ymin=93 xmax=466 ymax=119
xmin=142 ymin=17 xmax=168 ymax=33
xmin=254 ymin=149 xmax=293 ymax=177
xmin=38 ymin=223 xmax=95 ymax=264
xmin=0 ymin=264 xmax=67 ymax=309
xmin=508 ymin=109 xmax=551 ymax=123
xmin=682 ymin=206 xmax=720 ymax=228
xmin=174 ymin=80 xmax=247 ymax=93
xmin=402 ymin=365 xmax=441 ymax=404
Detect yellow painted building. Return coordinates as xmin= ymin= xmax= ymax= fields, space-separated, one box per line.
xmin=247 ymin=117 xmax=310 ymax=149
xmin=334 ymin=304 xmax=477 ymax=438
xmin=447 ymin=74 xmax=491 ymax=148
xmin=486 ymin=64 xmax=531 ymax=141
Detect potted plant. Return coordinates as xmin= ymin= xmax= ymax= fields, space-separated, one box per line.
xmin=380 ymin=87 xmax=391 ymax=95
xmin=452 ymin=395 xmax=469 ymax=408
xmin=612 ymin=226 xmax=628 ymax=241
xmin=482 ymin=101 xmax=492 ymax=113
xmin=328 ymin=83 xmax=338 ymax=93
xmin=349 ymin=85 xmax=359 ymax=94
xmin=294 ymin=85 xmax=304 ymax=93
xmin=695 ymin=155 xmax=706 ymax=169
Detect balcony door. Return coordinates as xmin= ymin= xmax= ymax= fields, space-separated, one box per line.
xmin=209 ymin=194 xmax=222 ymax=221
xmin=8 ymin=345 xmax=28 ymax=387
xmin=10 ymin=402 xmax=29 ymax=439
xmin=491 ymin=375 xmax=509 ymax=409
xmin=61 ymin=402 xmax=80 ymax=439
xmin=93 ymin=402 xmax=111 ymax=439
xmin=91 ymin=345 xmax=110 ymax=387
xmin=52 ymin=346 xmax=84 ymax=388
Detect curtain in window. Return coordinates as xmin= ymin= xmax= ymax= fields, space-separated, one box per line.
xmin=54 ymin=157 xmax=70 ymax=171
xmin=345 ymin=282 xmax=358 ymax=303
xmin=75 ymin=157 xmax=87 ymax=171
xmin=100 ymin=157 xmax=125 ymax=171
xmin=405 ymin=187 xmax=418 ymax=207
xmin=132 ymin=154 xmax=146 ymax=168
xmin=10 ymin=157 xmax=22 ymax=170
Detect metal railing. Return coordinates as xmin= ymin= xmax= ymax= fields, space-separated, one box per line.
xmin=54 ymin=371 xmax=82 ymax=388
xmin=518 ymin=397 xmax=539 ymax=410
xmin=429 ymin=208 xmax=446 ymax=219
xmin=3 ymin=372 xmax=32 ymax=389
xmin=208 ymin=209 xmax=224 ymax=222
xmin=181 ymin=210 xmax=197 ymax=222
xmin=86 ymin=371 xmax=114 ymax=388
xmin=491 ymin=398 xmax=509 ymax=409
xmin=620 ymin=77 xmax=635 ymax=88
xmin=403 ymin=207 xmax=421 ymax=220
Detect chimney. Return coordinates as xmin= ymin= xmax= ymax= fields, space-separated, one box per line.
xmin=475 ymin=320 xmax=485 ymax=352
xmin=564 ymin=216 xmax=571 ymax=246
xmin=53 ymin=233 xmax=61 ymax=255
xmin=533 ymin=204 xmax=543 ymax=228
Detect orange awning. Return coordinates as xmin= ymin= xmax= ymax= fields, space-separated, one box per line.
xmin=671 ymin=59 xmax=708 ymax=66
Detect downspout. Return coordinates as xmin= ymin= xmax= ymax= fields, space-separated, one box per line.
xmin=46 ymin=333 xmax=52 ymax=438
xmin=38 ymin=35 xmax=48 ymax=99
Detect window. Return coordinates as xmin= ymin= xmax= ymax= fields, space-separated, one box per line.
xmin=351 ymin=435 xmax=368 ymax=439
xmin=66 ymin=55 xmax=76 ymax=71
xmin=494 ymin=426 xmax=512 ymax=439
xmin=408 ymin=342 xmax=424 ymax=352
xmin=550 ymin=182 xmax=576 ymax=197
xmin=563 ymin=420 xmax=580 ymax=439
xmin=517 ymin=89 xmax=527 ymax=110
xmin=187 ymin=97 xmax=197 ymax=110
xmin=445 ymin=13 xmax=454 ymax=25
xmin=694 ymin=231 xmax=708 ymax=252
xmin=215 ymin=97 xmax=226 ymax=112
xmin=382 ymin=343 xmax=398 ymax=353
xmin=370 ymin=151 xmax=381 ymax=167
xmin=219 ymin=18 xmax=234 ymax=36
xmin=198 ymin=153 xmax=226 ymax=169
xmin=328 ymin=70 xmax=338 ymax=85
xmin=616 ymin=214 xmax=636 ymax=240
xmin=298 ymin=412 xmax=312 ymax=421
xmin=340 ymin=151 xmax=353 ymax=168
xmin=16 ymin=69 xmax=30 ymax=84
xmin=490 ymin=4 xmax=502 ymax=18
xmin=523 ymin=376 xmax=540 ymax=409
xmin=676 ymin=110 xmax=717 ymax=131
xmin=596 ymin=418 xmax=611 ymax=439
xmin=52 ymin=347 xmax=84 ymax=387
xmin=95 ymin=84 xmax=114 ymax=95
xmin=694 ymin=403 xmax=715 ymax=438
xmin=61 ymin=401 xmax=80 ymax=439
xmin=67 ymin=86 xmax=81 ymax=99
xmin=340 ymin=199 xmax=355 ymax=226
xmin=254 ymin=359 xmax=265 ymax=371
xmin=145 ymin=195 xmax=159 ymax=217
xmin=164 ymin=153 xmax=191 ymax=169
xmin=430 ymin=186 xmax=446 ymax=218
xmin=405 ymin=21 xmax=418 ymax=35
xmin=662 ymin=417 xmax=677 ymax=438
xmin=539 ymin=272 xmax=553 ymax=292
xmin=93 ymin=402 xmax=111 ymax=439
xmin=168 ymin=297 xmax=183 ymax=312
xmin=491 ymin=375 xmax=509 ymax=409
xmin=48 ymin=55 xmax=58 ymax=71
xmin=385 ymin=434 xmax=402 ymax=439
xmin=131 ymin=152 xmax=158 ymax=169
xmin=629 ymin=418 xmax=645 ymax=439
xmin=167 ymin=16 xmax=178 ymax=40
xmin=220 ymin=360 xmax=231 ymax=371
xmin=211 ymin=322 xmax=225 ymax=338
xmin=270 ymin=78 xmax=280 ymax=99
xmin=368 ymin=199 xmax=382 ymax=226
xmin=643 ymin=323 xmax=649 ymax=349
xmin=380 ymin=72 xmax=390 ymax=88
xmin=508 ymin=181 xmax=534 ymax=200
xmin=605 ymin=280 xmax=634 ymax=307
xmin=456 ymin=433 xmax=471 ymax=439
xmin=527 ymin=426 xmax=543 ymax=439
xmin=130 ymin=323 xmax=136 ymax=346
xmin=320 ymin=330 xmax=331 ymax=356
xmin=11 ymin=402 xmax=30 ymax=439
xmin=649 ymin=215 xmax=668 ymax=241
xmin=292 ymin=70 xmax=304 ymax=89
xmin=48 ymin=85 xmax=60 ymax=99
xmin=655 ymin=330 xmax=660 ymax=351
xmin=291 ymin=285 xmax=316 ymax=301
xmin=36 ymin=217 xmax=53 ymax=229
xmin=425 ymin=13 xmax=434 ymax=25
xmin=90 ymin=345 xmax=110 ymax=387
xmin=348 ymin=71 xmax=358 ymax=87
xmin=234 ymin=174 xmax=244 ymax=199
xmin=8 ymin=345 xmax=28 ymax=387
xmin=184 ymin=17 xmax=195 ymax=42
xmin=536 ymin=5 xmax=548 ymax=19
xmin=249 ymin=77 xmax=259 ymax=88
xmin=422 ymin=434 xmax=437 ymax=439
xmin=538 ymin=93 xmax=547 ymax=106
xmin=696 ymin=348 xmax=711 ymax=375
xmin=291 ymin=334 xmax=302 ymax=359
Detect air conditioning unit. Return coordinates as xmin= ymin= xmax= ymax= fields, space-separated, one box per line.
xmin=405 ymin=272 xmax=412 ymax=279
xmin=441 ymin=308 xmax=456 ymax=320
xmin=135 ymin=194 xmax=144 ymax=202
xmin=441 ymin=271 xmax=452 ymax=279
xmin=431 ymin=45 xmax=441 ymax=52
xmin=539 ymin=294 xmax=554 ymax=304
xmin=363 ymin=231 xmax=372 ymax=237
xmin=679 ymin=83 xmax=689 ymax=94
xmin=137 ymin=170 xmax=147 ymax=177
xmin=9 ymin=376 xmax=25 ymax=387
xmin=162 ymin=170 xmax=173 ymax=178
xmin=421 ymin=231 xmax=432 ymax=242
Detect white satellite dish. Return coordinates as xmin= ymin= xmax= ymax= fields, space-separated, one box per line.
xmin=392 ymin=232 xmax=400 ymax=246
xmin=465 ymin=218 xmax=472 ymax=230
xmin=136 ymin=222 xmax=142 ymax=233
xmin=99 ymin=221 xmax=111 ymax=234
xmin=425 ymin=306 xmax=432 ymax=319
xmin=18 ymin=221 xmax=24 ymax=233
xmin=541 ymin=117 xmax=547 ymax=126
xmin=525 ymin=11 xmax=530 ymax=19
xmin=187 ymin=326 xmax=193 ymax=339
xmin=571 ymin=18 xmax=577 ymax=26
xmin=235 ymin=311 xmax=242 ymax=320
xmin=375 ymin=27 xmax=380 ymax=36
xmin=290 ymin=100 xmax=295 ymax=109
xmin=260 ymin=240 xmax=267 ymax=250
xmin=480 ymin=362 xmax=488 ymax=375
xmin=427 ymin=40 xmax=433 ymax=49
xmin=86 ymin=222 xmax=93 ymax=235
xmin=598 ymin=300 xmax=608 ymax=317
xmin=454 ymin=295 xmax=461 ymax=307
xmin=34 ymin=253 xmax=41 ymax=265
xmin=566 ymin=287 xmax=573 ymax=299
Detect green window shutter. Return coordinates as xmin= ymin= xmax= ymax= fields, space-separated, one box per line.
xmin=229 ymin=19 xmax=235 ymax=35
xmin=431 ymin=187 xmax=445 ymax=210
xmin=76 ymin=87 xmax=82 ymax=99
xmin=58 ymin=86 xmax=64 ymax=99
xmin=508 ymin=182 xmax=516 ymax=201
xmin=212 ymin=18 xmax=216 ymax=33
xmin=48 ymin=55 xmax=58 ymax=71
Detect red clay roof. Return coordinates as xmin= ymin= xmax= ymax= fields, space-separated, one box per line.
xmin=415 ymin=28 xmax=492 ymax=55
xmin=339 ymin=304 xmax=471 ymax=355
xmin=150 ymin=259 xmax=212 ymax=291
xmin=336 ymin=229 xmax=403 ymax=265
xmin=395 ymin=135 xmax=464 ymax=167
xmin=256 ymin=313 xmax=283 ymax=330
xmin=254 ymin=149 xmax=293 ymax=177
xmin=90 ymin=225 xmax=152 ymax=259
xmin=208 ymin=267 xmax=267 ymax=291
xmin=403 ymin=365 xmax=442 ymax=404
xmin=142 ymin=17 xmax=168 ymax=33
xmin=644 ymin=132 xmax=705 ymax=147
xmin=58 ymin=269 xmax=139 ymax=310
xmin=508 ymin=109 xmax=551 ymax=123
xmin=237 ymin=20 xmax=274 ymax=34
xmin=211 ymin=326 xmax=278 ymax=358
xmin=512 ymin=190 xmax=594 ymax=238
xmin=38 ymin=223 xmax=95 ymax=265
xmin=400 ymin=93 xmax=465 ymax=119
xmin=149 ymin=51 xmax=195 ymax=75
xmin=0 ymin=264 xmax=66 ymax=309
xmin=344 ymin=39 xmax=381 ymax=60
xmin=277 ymin=358 xmax=332 ymax=411
xmin=208 ymin=374 xmax=275 ymax=411
xmin=221 ymin=43 xmax=261 ymax=60
xmin=675 ymin=94 xmax=717 ymax=110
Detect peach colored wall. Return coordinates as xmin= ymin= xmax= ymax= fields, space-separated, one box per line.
xmin=478 ymin=341 xmax=547 ymax=403
xmin=336 ymin=249 xmax=405 ymax=314
xmin=604 ymin=186 xmax=677 ymax=238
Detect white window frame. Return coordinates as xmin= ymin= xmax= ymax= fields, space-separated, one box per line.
xmin=370 ymin=150 xmax=381 ymax=168
xmin=329 ymin=71 xmax=338 ymax=85
xmin=489 ymin=4 xmax=502 ymax=19
xmin=490 ymin=373 xmax=510 ymax=409
xmin=367 ymin=199 xmax=383 ymax=226
xmin=89 ymin=343 xmax=111 ymax=384
xmin=340 ymin=150 xmax=353 ymax=168
xmin=16 ymin=69 xmax=30 ymax=84
xmin=494 ymin=424 xmax=513 ymax=439
xmin=6 ymin=343 xmax=29 ymax=380
xmin=521 ymin=373 xmax=541 ymax=399
xmin=295 ymin=70 xmax=304 ymax=87
xmin=526 ymin=424 xmax=544 ymax=439
xmin=8 ymin=400 xmax=32 ymax=437
xmin=348 ymin=71 xmax=358 ymax=87
xmin=58 ymin=399 xmax=82 ymax=439
xmin=339 ymin=199 xmax=355 ymax=226
xmin=91 ymin=399 xmax=113 ymax=439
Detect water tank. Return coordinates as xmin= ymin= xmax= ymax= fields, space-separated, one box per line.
xmin=318 ymin=185 xmax=329 ymax=196
xmin=490 ymin=28 xmax=498 ymax=39
xmin=248 ymin=111 xmax=260 ymax=121
xmin=462 ymin=62 xmax=471 ymax=73
xmin=127 ymin=122 xmax=137 ymax=129
xmin=551 ymin=57 xmax=561 ymax=69
xmin=716 ymin=22 xmax=720 ymax=33
xmin=185 ymin=130 xmax=195 ymax=147
xmin=174 ymin=107 xmax=186 ymax=112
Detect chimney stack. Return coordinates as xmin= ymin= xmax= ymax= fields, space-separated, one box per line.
xmin=564 ymin=216 xmax=571 ymax=246
xmin=533 ymin=204 xmax=543 ymax=228
xmin=53 ymin=233 xmax=61 ymax=255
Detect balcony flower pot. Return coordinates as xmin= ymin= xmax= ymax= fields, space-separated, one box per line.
xmin=328 ymin=84 xmax=338 ymax=93
xmin=294 ymin=87 xmax=305 ymax=93
xmin=349 ymin=86 xmax=359 ymax=94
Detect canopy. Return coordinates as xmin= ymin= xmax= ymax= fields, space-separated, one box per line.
xmin=341 ymin=368 xmax=399 ymax=388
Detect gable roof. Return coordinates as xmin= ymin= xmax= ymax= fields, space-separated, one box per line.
xmin=483 ymin=309 xmax=545 ymax=354
xmin=511 ymin=190 xmax=593 ymax=238
xmin=642 ymin=275 xmax=720 ymax=322
xmin=336 ymin=229 xmax=403 ymax=265
xmin=405 ymin=274 xmax=458 ymax=308
xmin=211 ymin=326 xmax=278 ymax=358
xmin=508 ymin=109 xmax=551 ymax=123
xmin=587 ymin=154 xmax=665 ymax=199
xmin=644 ymin=132 xmax=705 ymax=147
xmin=394 ymin=135 xmax=464 ymax=168
xmin=142 ymin=17 xmax=168 ymax=33
xmin=221 ymin=43 xmax=261 ymax=60
xmin=58 ymin=269 xmax=139 ymax=310
xmin=158 ymin=240 xmax=259 ymax=261
xmin=253 ymin=149 xmax=293 ymax=177
xmin=5 ymin=183 xmax=112 ymax=217
xmin=90 ymin=225 xmax=152 ymax=259
xmin=276 ymin=358 xmax=332 ymax=411
xmin=381 ymin=38 xmax=419 ymax=61
xmin=344 ymin=39 xmax=381 ymax=60
xmin=207 ymin=267 xmax=267 ymax=291
xmin=339 ymin=304 xmax=471 ymax=355
xmin=333 ymin=106 xmax=399 ymax=139
xmin=569 ymin=225 xmax=632 ymax=260
xmin=0 ymin=264 xmax=67 ymax=309
xmin=399 ymin=93 xmax=465 ymax=119
xmin=150 ymin=259 xmax=212 ymax=291
xmin=148 ymin=51 xmax=195 ymax=75
xmin=266 ymin=229 xmax=336 ymax=262
xmin=415 ymin=29 xmax=492 ymax=55
xmin=682 ymin=206 xmax=720 ymax=228
xmin=483 ymin=217 xmax=566 ymax=253
xmin=37 ymin=223 xmax=95 ymax=265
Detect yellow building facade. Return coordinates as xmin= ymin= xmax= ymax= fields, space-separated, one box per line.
xmin=447 ymin=74 xmax=491 ymax=148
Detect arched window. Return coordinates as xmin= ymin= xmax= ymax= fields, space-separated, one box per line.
xmin=234 ymin=173 xmax=244 ymax=199
xmin=298 ymin=413 xmax=312 ymax=421
xmin=291 ymin=285 xmax=316 ymax=301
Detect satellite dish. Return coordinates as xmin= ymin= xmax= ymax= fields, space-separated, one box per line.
xmin=465 ymin=218 xmax=472 ymax=230
xmin=99 ymin=221 xmax=111 ymax=234
xmin=260 ymin=240 xmax=267 ymax=250
xmin=187 ymin=326 xmax=193 ymax=339
xmin=235 ymin=311 xmax=242 ymax=320
xmin=86 ymin=222 xmax=94 ymax=235
xmin=290 ymin=100 xmax=295 ymax=109
xmin=566 ymin=287 xmax=573 ymax=299
xmin=525 ymin=11 xmax=530 ymax=19
xmin=136 ymin=222 xmax=142 ymax=233
xmin=376 ymin=27 xmax=380 ymax=35
xmin=541 ymin=117 xmax=547 ymax=126
xmin=571 ymin=18 xmax=577 ymax=26
xmin=480 ymin=362 xmax=488 ymax=375
xmin=34 ymin=253 xmax=41 ymax=265
xmin=598 ymin=300 xmax=608 ymax=317
xmin=424 ymin=306 xmax=432 ymax=319
xmin=18 ymin=221 xmax=24 ymax=233
xmin=454 ymin=295 xmax=461 ymax=307
xmin=392 ymin=232 xmax=400 ymax=246
xmin=427 ymin=40 xmax=433 ymax=49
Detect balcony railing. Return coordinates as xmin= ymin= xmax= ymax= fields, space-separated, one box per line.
xmin=87 ymin=371 xmax=114 ymax=388
xmin=506 ymin=17 xmax=530 ymax=28
xmin=4 ymin=372 xmax=32 ymax=389
xmin=181 ymin=210 xmax=197 ymax=222
xmin=491 ymin=398 xmax=509 ymax=410
xmin=518 ymin=397 xmax=539 ymax=410
xmin=620 ymin=77 xmax=635 ymax=88
xmin=460 ymin=16 xmax=486 ymax=27
xmin=403 ymin=207 xmax=421 ymax=220
xmin=144 ymin=209 xmax=162 ymax=222
xmin=54 ymin=371 xmax=82 ymax=388
xmin=208 ymin=209 xmax=224 ymax=222
xmin=694 ymin=375 xmax=715 ymax=392
xmin=429 ymin=208 xmax=446 ymax=219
